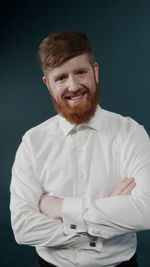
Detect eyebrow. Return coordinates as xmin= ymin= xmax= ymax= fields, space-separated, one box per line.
xmin=75 ymin=67 xmax=89 ymax=72
xmin=54 ymin=72 xmax=68 ymax=81
xmin=54 ymin=67 xmax=89 ymax=80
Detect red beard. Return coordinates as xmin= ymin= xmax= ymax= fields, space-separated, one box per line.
xmin=52 ymin=85 xmax=100 ymax=125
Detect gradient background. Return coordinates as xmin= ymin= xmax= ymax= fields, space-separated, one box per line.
xmin=1 ymin=0 xmax=150 ymax=266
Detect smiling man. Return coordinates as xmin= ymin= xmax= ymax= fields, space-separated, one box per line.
xmin=42 ymin=54 xmax=99 ymax=125
xmin=10 ymin=30 xmax=150 ymax=267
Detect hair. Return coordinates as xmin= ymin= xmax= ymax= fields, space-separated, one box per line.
xmin=37 ymin=30 xmax=95 ymax=73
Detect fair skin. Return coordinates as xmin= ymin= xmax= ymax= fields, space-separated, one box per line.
xmin=43 ymin=54 xmax=99 ymax=106
xmin=39 ymin=54 xmax=136 ymax=220
xmin=39 ymin=177 xmax=136 ymax=220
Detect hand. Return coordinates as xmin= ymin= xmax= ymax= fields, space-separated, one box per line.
xmin=110 ymin=177 xmax=136 ymax=197
xmin=39 ymin=194 xmax=63 ymax=220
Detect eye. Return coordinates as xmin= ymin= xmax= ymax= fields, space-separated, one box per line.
xmin=58 ymin=77 xmax=64 ymax=81
xmin=77 ymin=70 xmax=87 ymax=75
xmin=56 ymin=75 xmax=66 ymax=82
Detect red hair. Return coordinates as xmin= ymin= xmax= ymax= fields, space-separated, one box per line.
xmin=37 ymin=30 xmax=95 ymax=73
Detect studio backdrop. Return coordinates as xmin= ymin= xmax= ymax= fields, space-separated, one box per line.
xmin=0 ymin=1 xmax=150 ymax=266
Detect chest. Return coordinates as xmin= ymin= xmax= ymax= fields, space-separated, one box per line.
xmin=34 ymin=130 xmax=121 ymax=198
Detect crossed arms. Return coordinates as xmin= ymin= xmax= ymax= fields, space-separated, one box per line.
xmin=10 ymin=123 xmax=150 ymax=248
xmin=39 ymin=177 xmax=136 ymax=220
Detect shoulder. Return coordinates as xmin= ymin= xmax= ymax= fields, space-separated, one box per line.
xmin=22 ymin=114 xmax=61 ymax=144
xmin=101 ymin=108 xmax=140 ymax=134
xmin=99 ymin=108 xmax=146 ymax=145
xmin=100 ymin=108 xmax=150 ymax=151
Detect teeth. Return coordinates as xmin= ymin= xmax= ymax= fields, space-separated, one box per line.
xmin=70 ymin=95 xmax=83 ymax=100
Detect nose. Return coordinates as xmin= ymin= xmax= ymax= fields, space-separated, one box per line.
xmin=68 ymin=75 xmax=80 ymax=92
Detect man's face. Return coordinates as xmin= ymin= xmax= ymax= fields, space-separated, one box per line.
xmin=43 ymin=54 xmax=99 ymax=124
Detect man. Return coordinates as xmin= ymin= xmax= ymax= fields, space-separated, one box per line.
xmin=10 ymin=30 xmax=150 ymax=267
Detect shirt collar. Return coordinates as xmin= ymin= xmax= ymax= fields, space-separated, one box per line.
xmin=59 ymin=105 xmax=103 ymax=136
xmin=86 ymin=105 xmax=103 ymax=132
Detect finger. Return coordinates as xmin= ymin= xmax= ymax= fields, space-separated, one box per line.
xmin=114 ymin=177 xmax=134 ymax=195
xmin=111 ymin=178 xmax=127 ymax=196
xmin=122 ymin=177 xmax=128 ymax=182
xmin=120 ymin=181 xmax=136 ymax=195
xmin=119 ymin=177 xmax=135 ymax=193
xmin=110 ymin=177 xmax=135 ymax=196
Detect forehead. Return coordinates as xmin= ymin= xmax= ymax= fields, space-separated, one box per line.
xmin=48 ymin=54 xmax=92 ymax=77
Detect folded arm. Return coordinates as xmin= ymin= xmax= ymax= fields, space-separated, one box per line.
xmin=39 ymin=177 xmax=137 ymax=239
xmin=39 ymin=125 xmax=150 ymax=239
xmin=10 ymin=136 xmax=80 ymax=248
xmin=39 ymin=176 xmax=136 ymax=219
xmin=62 ymin=125 xmax=150 ymax=238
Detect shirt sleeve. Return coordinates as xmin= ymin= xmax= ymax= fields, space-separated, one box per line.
xmin=10 ymin=134 xmax=80 ymax=248
xmin=62 ymin=124 xmax=150 ymax=238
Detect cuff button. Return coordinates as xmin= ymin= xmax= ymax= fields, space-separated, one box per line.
xmin=70 ymin=224 xmax=77 ymax=229
xmin=90 ymin=241 xmax=96 ymax=247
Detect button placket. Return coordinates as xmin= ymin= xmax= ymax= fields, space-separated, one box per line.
xmin=76 ymin=129 xmax=87 ymax=196
xmin=79 ymin=173 xmax=85 ymax=179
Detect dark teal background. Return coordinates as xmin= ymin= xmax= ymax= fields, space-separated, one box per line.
xmin=1 ymin=0 xmax=150 ymax=266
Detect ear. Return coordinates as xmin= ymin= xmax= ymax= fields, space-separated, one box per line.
xmin=42 ymin=76 xmax=48 ymax=87
xmin=42 ymin=76 xmax=52 ymax=95
xmin=94 ymin=63 xmax=99 ymax=83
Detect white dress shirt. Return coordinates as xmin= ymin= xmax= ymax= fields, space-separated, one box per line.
xmin=10 ymin=105 xmax=150 ymax=267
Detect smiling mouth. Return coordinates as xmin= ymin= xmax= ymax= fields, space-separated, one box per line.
xmin=65 ymin=91 xmax=87 ymax=101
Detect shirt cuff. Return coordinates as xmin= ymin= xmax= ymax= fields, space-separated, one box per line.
xmin=72 ymin=234 xmax=103 ymax=252
xmin=62 ymin=198 xmax=87 ymax=235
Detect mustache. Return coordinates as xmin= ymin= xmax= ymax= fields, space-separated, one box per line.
xmin=62 ymin=88 xmax=89 ymax=99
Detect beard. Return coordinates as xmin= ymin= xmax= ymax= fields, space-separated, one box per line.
xmin=51 ymin=84 xmax=100 ymax=125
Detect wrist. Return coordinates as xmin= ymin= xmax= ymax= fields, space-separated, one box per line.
xmin=57 ymin=198 xmax=63 ymax=219
xmin=38 ymin=194 xmax=63 ymax=220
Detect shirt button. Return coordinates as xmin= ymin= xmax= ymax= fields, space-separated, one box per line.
xmin=70 ymin=224 xmax=77 ymax=229
xmin=80 ymin=173 xmax=85 ymax=179
xmin=89 ymin=241 xmax=96 ymax=247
